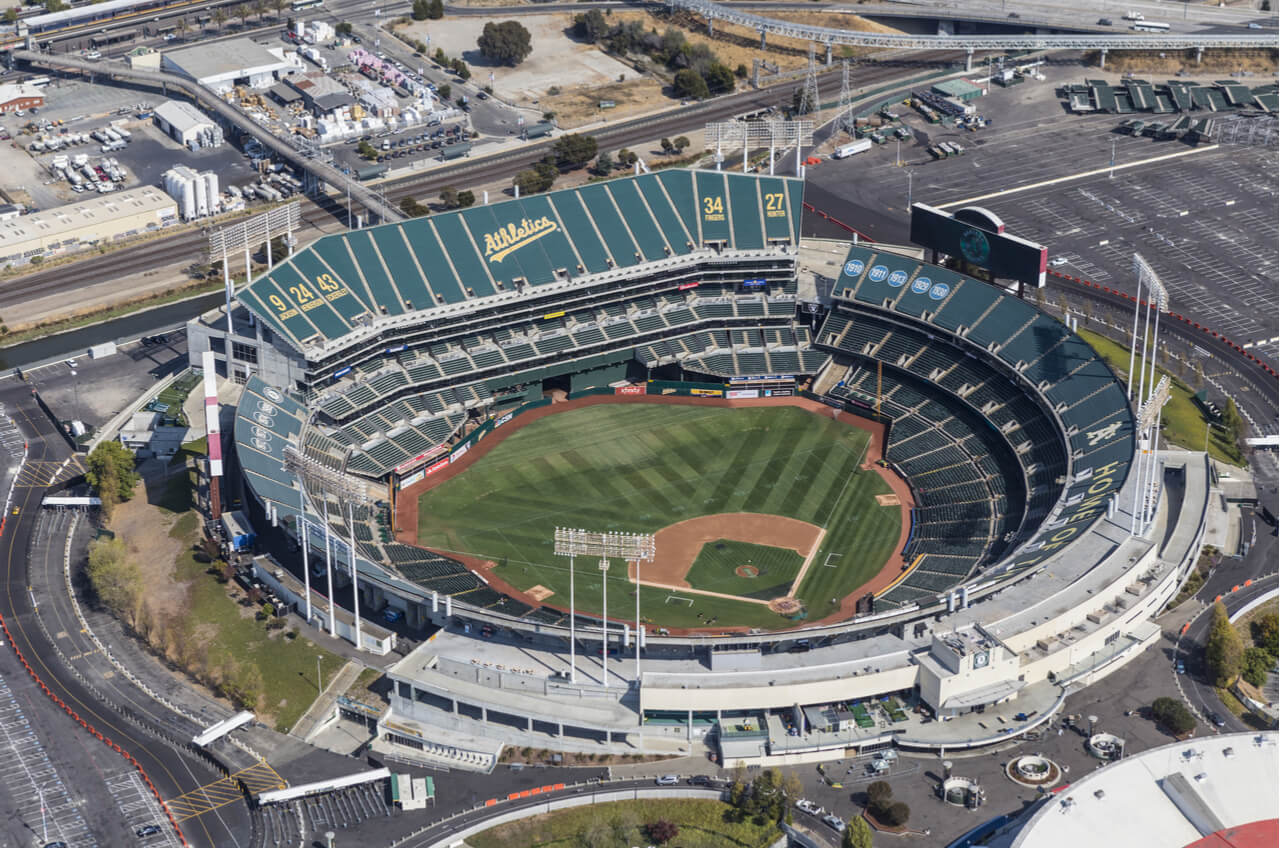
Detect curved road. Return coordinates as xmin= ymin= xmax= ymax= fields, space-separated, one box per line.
xmin=0 ymin=384 xmax=246 ymax=848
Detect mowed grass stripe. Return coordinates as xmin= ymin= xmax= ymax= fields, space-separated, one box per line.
xmin=415 ymin=404 xmax=898 ymax=627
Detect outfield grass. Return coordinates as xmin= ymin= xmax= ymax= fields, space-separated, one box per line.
xmin=1076 ymin=329 xmax=1244 ymax=466
xmin=416 ymin=404 xmax=899 ymax=628
xmin=685 ymin=539 xmax=802 ymax=600
xmin=467 ymin=799 xmax=779 ymax=848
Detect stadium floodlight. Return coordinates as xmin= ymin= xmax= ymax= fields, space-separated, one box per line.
xmin=284 ymin=444 xmax=375 ymax=651
xmin=553 ymin=528 xmax=655 ymax=685
xmin=1130 ymin=375 xmax=1170 ymax=537
xmin=1128 ymin=254 xmax=1167 ymax=404
xmin=703 ymin=120 xmax=814 ymax=176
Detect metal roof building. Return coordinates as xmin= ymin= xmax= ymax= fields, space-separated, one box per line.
xmin=161 ymin=38 xmax=297 ymax=95
xmin=0 ymin=187 xmax=177 ymax=268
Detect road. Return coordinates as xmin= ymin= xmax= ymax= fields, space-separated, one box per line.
xmin=0 ymin=383 xmax=247 ymax=848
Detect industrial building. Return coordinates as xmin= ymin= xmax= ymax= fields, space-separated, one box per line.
xmin=286 ymin=72 xmax=355 ymax=117
xmin=153 ymin=99 xmax=224 ymax=149
xmin=0 ymin=83 xmax=44 ymax=114
xmin=162 ymin=166 xmax=220 ymax=221
xmin=0 ymin=186 xmax=177 ymax=268
xmin=161 ymin=38 xmax=299 ymax=95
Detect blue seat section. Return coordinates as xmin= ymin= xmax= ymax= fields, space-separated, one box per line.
xmin=694 ymin=170 xmax=731 ymax=243
xmin=727 ymin=174 xmax=764 ymax=249
xmin=346 ymin=229 xmax=404 ymax=315
xmin=637 ymin=176 xmax=695 ymax=252
xmin=578 ymin=184 xmax=641 ymax=269
xmin=369 ymin=226 xmax=433 ymax=311
xmin=602 ymin=179 xmax=668 ymax=262
xmin=508 ymin=194 xmax=582 ymax=282
xmin=965 ymin=297 xmax=1028 ymax=349
xmin=546 ymin=191 xmax=611 ymax=274
xmin=400 ymin=218 xmax=467 ymax=304
xmin=431 ymin=212 xmax=496 ymax=298
xmin=655 ymin=170 xmax=700 ymax=247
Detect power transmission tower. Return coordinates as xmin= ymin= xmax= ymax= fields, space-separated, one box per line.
xmin=799 ymin=43 xmax=819 ymax=115
xmin=836 ymin=59 xmax=853 ymax=134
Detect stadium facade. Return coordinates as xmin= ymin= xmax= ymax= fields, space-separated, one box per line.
xmin=190 ymin=170 xmax=1213 ymax=767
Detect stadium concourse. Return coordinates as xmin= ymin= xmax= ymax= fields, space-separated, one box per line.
xmin=194 ymin=169 xmax=1221 ymax=769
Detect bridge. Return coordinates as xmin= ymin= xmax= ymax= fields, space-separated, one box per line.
xmin=10 ymin=49 xmax=404 ymax=225
xmin=669 ymin=0 xmax=1279 ymax=68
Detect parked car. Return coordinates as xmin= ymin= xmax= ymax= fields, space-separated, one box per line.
xmin=795 ymin=799 xmax=823 ymax=815
xmin=687 ymin=775 xmax=713 ymax=786
xmin=1208 ymin=711 xmax=1226 ymax=728
xmin=1049 ymin=257 xmax=1069 ymax=267
xmin=135 ymin=824 xmax=162 ymax=836
xmin=822 ymin=814 xmax=846 ymax=833
xmin=654 ymin=775 xmax=679 ymax=786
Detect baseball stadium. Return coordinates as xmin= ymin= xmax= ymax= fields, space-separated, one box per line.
xmin=195 ymin=168 xmax=1210 ymax=767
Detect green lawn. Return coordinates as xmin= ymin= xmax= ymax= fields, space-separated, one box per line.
xmin=416 ymin=403 xmax=899 ymax=628
xmin=467 ymin=799 xmax=779 ymax=848
xmin=685 ymin=539 xmax=802 ymax=600
xmin=1076 ymin=329 xmax=1244 ymax=466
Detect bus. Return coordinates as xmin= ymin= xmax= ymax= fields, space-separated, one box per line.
xmin=1131 ymin=21 xmax=1170 ymax=31
xmin=88 ymin=27 xmax=137 ymax=47
xmin=291 ymin=0 xmax=322 ymax=10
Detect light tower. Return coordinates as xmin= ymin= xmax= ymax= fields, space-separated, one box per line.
xmin=836 ymin=59 xmax=854 ymax=136
xmin=799 ymin=43 xmax=819 ymax=116
xmin=553 ymin=528 xmax=655 ymax=686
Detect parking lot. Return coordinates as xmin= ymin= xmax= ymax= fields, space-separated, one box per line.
xmin=0 ymin=672 xmax=99 ymax=847
xmin=802 ymin=63 xmax=1279 ymax=358
xmin=104 ymin=770 xmax=183 ymax=848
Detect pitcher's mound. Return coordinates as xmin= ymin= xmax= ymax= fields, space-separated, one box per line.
xmin=769 ymin=597 xmax=803 ymax=615
xmin=876 ymin=493 xmax=901 ymax=506
xmin=734 ymin=564 xmax=760 ymax=578
xmin=528 ymin=585 xmax=554 ymax=602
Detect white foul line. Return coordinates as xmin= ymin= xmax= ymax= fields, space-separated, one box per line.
xmin=937 ymin=144 xmax=1221 ymax=209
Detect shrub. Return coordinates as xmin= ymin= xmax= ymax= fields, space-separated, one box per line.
xmin=646 ymin=819 xmax=679 ymax=844
xmin=1242 ymin=646 xmax=1272 ymax=687
xmin=477 ymin=20 xmax=533 ymax=66
xmin=866 ymin=780 xmax=892 ymax=804
xmin=1152 ymin=696 xmax=1196 ymax=735
xmin=880 ymin=801 xmax=910 ymax=826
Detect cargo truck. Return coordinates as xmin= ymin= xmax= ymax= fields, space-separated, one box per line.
xmin=831 ymin=139 xmax=872 ymax=159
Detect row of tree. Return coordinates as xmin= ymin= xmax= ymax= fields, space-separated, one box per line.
xmin=410 ymin=0 xmax=444 ymax=21
xmin=573 ymin=12 xmax=737 ymax=101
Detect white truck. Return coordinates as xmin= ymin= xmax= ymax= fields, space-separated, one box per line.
xmin=832 ymin=139 xmax=872 ymax=159
xmin=1123 ymin=10 xmax=1144 ymax=20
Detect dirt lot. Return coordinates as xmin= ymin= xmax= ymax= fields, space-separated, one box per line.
xmin=1084 ymin=48 xmax=1278 ymax=74
xmin=109 ymin=471 xmax=191 ymax=616
xmin=398 ymin=14 xmax=642 ymax=104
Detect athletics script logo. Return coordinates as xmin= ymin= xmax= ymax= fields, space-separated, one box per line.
xmin=483 ymin=216 xmax=558 ymax=263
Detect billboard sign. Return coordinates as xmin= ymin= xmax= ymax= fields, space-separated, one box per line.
xmin=727 ymin=389 xmax=759 ymax=399
xmin=909 ymin=203 xmax=1047 ymax=288
xmin=615 ymin=385 xmax=645 ymax=395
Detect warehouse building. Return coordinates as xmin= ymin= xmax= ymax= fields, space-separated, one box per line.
xmin=153 ymin=99 xmax=224 ymax=149
xmin=0 ymin=187 xmax=178 ymax=268
xmin=161 ymin=38 xmax=299 ymax=95
xmin=0 ymin=83 xmax=44 ymax=114
xmin=286 ymin=72 xmax=355 ymax=117
xmin=932 ymin=78 xmax=984 ymax=102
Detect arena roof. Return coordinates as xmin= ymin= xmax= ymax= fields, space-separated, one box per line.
xmin=1003 ymin=733 xmax=1279 ymax=848
xmin=237 ymin=170 xmax=803 ymax=355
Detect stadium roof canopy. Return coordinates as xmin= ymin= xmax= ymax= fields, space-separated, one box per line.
xmin=238 ymin=170 xmax=803 ymax=355
xmin=1002 ymin=732 xmax=1279 ymax=848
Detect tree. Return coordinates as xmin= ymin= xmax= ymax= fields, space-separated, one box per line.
xmin=573 ymin=9 xmax=609 ymax=42
xmin=1242 ymin=646 xmax=1271 ymax=687
xmin=439 ymin=186 xmax=462 ymax=209
xmin=399 ymin=196 xmax=428 ymax=217
xmin=478 ymin=20 xmax=533 ymax=66
xmin=234 ymin=3 xmax=250 ymax=27
xmin=411 ymin=0 xmax=429 ymax=20
xmin=592 ymin=151 xmax=614 ymax=175
xmin=673 ymin=68 xmax=710 ymax=100
xmin=437 ymin=83 xmax=451 ymax=101
xmin=844 ymin=815 xmax=873 ymax=848
xmin=735 ymin=62 xmax=749 ymax=78
xmin=272 ymin=0 xmax=288 ymax=19
xmin=552 ymin=133 xmax=597 ymax=169
xmin=357 ymin=140 xmax=378 ymax=160
xmin=252 ymin=0 xmax=267 ymax=22
xmin=660 ymin=137 xmax=673 ymax=155
xmin=3 ymin=8 xmax=18 ymax=24
xmin=780 ymin=770 xmax=803 ymax=807
xmin=617 ymin=148 xmax=638 ymax=168
xmin=1152 ymin=696 xmax=1196 ymax=735
xmin=427 ymin=0 xmax=444 ymax=18
xmin=86 ymin=538 xmax=142 ymax=626
xmin=44 ymin=0 xmax=63 ymax=11
xmin=456 ymin=190 xmax=475 ymax=208
xmin=880 ymin=801 xmax=910 ymax=826
xmin=647 ymin=820 xmax=679 ymax=844
xmin=451 ymin=57 xmax=471 ymax=80
xmin=703 ymin=61 xmax=735 ymax=94
xmin=86 ymin=441 xmax=139 ymax=515
xmin=673 ymin=135 xmax=691 ymax=154
xmin=335 ymin=20 xmax=353 ymax=35
xmin=1205 ymin=600 xmax=1244 ymax=687
xmin=211 ymin=7 xmax=229 ymax=30
xmin=514 ymin=168 xmax=551 ymax=196
xmin=866 ymin=781 xmax=893 ymax=805
xmin=434 ymin=47 xmax=448 ymax=65
xmin=1251 ymin=611 xmax=1278 ymax=656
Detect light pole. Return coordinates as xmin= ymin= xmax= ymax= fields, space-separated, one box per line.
xmin=317 ymin=655 xmax=323 ymax=696
xmin=906 ymin=169 xmax=914 ymax=211
xmin=1110 ymin=138 xmax=1117 ymax=179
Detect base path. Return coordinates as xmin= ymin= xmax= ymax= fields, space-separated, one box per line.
xmin=394 ymin=392 xmax=915 ymax=634
xmin=639 ymin=512 xmax=823 ymax=591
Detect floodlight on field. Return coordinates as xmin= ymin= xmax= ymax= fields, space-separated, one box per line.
xmin=1127 ymin=253 xmax=1167 ymax=404
xmin=554 ymin=528 xmax=656 ymax=685
xmin=1130 ymin=376 xmax=1171 ymax=538
xmin=704 ymin=120 xmax=814 ymax=176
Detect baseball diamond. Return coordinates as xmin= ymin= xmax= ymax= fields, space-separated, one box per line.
xmin=411 ymin=401 xmax=903 ymax=630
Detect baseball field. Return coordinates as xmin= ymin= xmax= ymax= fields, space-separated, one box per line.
xmin=413 ymin=402 xmax=902 ymax=630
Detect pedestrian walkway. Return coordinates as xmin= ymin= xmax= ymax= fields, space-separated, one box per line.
xmin=290 ymin=659 xmax=363 ymax=742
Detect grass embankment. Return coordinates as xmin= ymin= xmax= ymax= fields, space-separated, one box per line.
xmin=468 ymin=799 xmax=780 ymax=848
xmin=138 ymin=469 xmax=346 ymax=732
xmin=416 ymin=404 xmax=899 ymax=628
xmin=1075 ymin=328 xmax=1244 ymax=466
